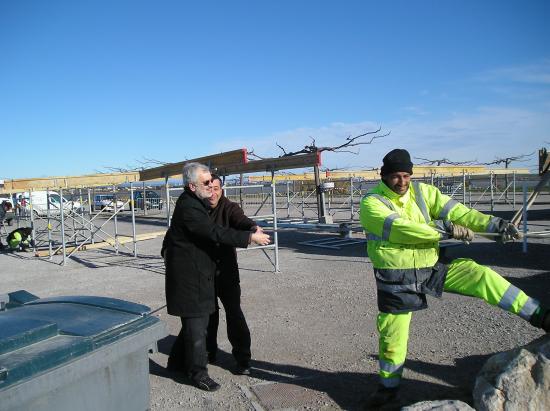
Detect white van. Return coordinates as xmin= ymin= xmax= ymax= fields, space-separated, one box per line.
xmin=20 ymin=191 xmax=83 ymax=217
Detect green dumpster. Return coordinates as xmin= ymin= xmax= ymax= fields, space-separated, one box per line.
xmin=0 ymin=290 xmax=167 ymax=411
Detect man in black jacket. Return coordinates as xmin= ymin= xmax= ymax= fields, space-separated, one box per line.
xmin=162 ymin=163 xmax=270 ymax=392
xmin=206 ymin=174 xmax=259 ymax=375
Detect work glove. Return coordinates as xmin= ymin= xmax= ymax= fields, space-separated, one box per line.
xmin=451 ymin=224 xmax=475 ymax=243
xmin=443 ymin=221 xmax=474 ymax=243
xmin=500 ymin=222 xmax=522 ymax=243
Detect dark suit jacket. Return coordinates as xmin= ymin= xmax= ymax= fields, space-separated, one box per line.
xmin=209 ymin=196 xmax=256 ymax=284
xmin=163 ymin=188 xmax=250 ymax=317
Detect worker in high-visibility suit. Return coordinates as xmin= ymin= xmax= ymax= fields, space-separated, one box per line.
xmin=360 ymin=149 xmax=549 ymax=408
xmin=7 ymin=227 xmax=33 ymax=252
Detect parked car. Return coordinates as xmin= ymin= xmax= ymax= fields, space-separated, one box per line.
xmin=17 ymin=191 xmax=82 ymax=217
xmin=92 ymin=194 xmax=125 ymax=212
xmin=132 ymin=190 xmax=164 ymax=210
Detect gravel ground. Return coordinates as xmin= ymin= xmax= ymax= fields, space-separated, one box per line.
xmin=1 ymin=209 xmax=549 ymax=410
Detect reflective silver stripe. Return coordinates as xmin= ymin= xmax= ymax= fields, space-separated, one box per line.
xmin=379 ymin=359 xmax=404 ymax=374
xmin=377 ymin=282 xmax=418 ymax=293
xmin=367 ymin=233 xmax=383 ymax=241
xmin=498 ymin=285 xmax=520 ymax=311
xmin=382 ymin=213 xmax=399 ymax=240
xmin=380 ymin=376 xmax=401 ymax=388
xmin=439 ymin=198 xmax=458 ymax=220
xmin=486 ymin=216 xmax=502 ymax=233
xmin=366 ymin=193 xmax=396 ymax=211
xmin=412 ymin=182 xmax=430 ymax=223
xmin=519 ymin=297 xmax=540 ymax=321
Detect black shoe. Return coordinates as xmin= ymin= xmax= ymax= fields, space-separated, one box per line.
xmin=235 ymin=362 xmax=251 ymax=375
xmin=364 ymin=385 xmax=400 ymax=409
xmin=192 ymin=375 xmax=221 ymax=392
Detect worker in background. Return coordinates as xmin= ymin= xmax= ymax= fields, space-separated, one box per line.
xmin=7 ymin=227 xmax=33 ymax=252
xmin=360 ymin=148 xmax=549 ymax=408
xmin=206 ymin=174 xmax=259 ymax=375
xmin=0 ymin=201 xmax=14 ymax=250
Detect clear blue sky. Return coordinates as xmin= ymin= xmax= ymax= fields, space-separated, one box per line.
xmin=1 ymin=0 xmax=549 ymax=178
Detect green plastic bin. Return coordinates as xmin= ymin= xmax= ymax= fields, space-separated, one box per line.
xmin=0 ymin=290 xmax=167 ymax=411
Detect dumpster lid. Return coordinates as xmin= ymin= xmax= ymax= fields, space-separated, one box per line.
xmin=0 ymin=291 xmax=160 ymax=391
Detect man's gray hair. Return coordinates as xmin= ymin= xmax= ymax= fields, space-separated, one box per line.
xmin=182 ymin=162 xmax=210 ymax=186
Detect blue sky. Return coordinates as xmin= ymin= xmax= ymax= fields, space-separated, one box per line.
xmin=1 ymin=0 xmax=549 ymax=178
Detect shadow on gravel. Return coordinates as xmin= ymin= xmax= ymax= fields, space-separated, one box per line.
xmin=245 ymin=355 xmax=483 ymax=410
xmin=277 ymin=230 xmax=367 ymax=258
xmin=152 ymin=337 xmax=493 ymax=409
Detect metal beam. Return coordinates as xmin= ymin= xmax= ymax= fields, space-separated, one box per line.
xmin=215 ymin=152 xmax=321 ymax=176
xmin=139 ymin=149 xmax=248 ymax=181
xmin=1 ymin=172 xmax=140 ymax=193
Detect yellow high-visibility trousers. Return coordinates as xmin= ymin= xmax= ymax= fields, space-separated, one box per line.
xmin=376 ymin=258 xmax=540 ymax=388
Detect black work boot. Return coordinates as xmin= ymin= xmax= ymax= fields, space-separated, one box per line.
xmin=529 ymin=306 xmax=550 ymax=333
xmin=364 ymin=385 xmax=400 ymax=409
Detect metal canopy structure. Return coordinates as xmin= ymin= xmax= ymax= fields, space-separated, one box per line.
xmin=0 ymin=148 xmax=323 ymax=267
xmin=0 ymin=149 xmax=322 ymax=193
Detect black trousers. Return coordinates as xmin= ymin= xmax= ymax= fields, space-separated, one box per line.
xmin=168 ymin=315 xmax=210 ymax=379
xmin=206 ymin=279 xmax=251 ymax=364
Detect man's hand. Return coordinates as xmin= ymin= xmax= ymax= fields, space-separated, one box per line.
xmin=250 ymin=231 xmax=271 ymax=246
xmin=501 ymin=222 xmax=522 ymax=243
xmin=446 ymin=222 xmax=474 ymax=243
xmin=252 ymin=226 xmax=264 ymax=234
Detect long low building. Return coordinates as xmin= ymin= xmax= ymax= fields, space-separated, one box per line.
xmin=248 ymin=166 xmax=530 ymax=182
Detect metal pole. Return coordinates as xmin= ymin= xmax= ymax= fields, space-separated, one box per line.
xmin=350 ymin=177 xmax=354 ymax=220
xmin=59 ymin=188 xmax=67 ymax=265
xmin=286 ymin=180 xmax=290 ymax=218
xmin=512 ymin=172 xmax=516 ymax=210
xmin=113 ymin=185 xmax=119 ymax=255
xmin=130 ymin=184 xmax=137 ymax=258
xmin=79 ymin=188 xmax=85 ymax=243
xmin=70 ymin=190 xmax=76 ymax=246
xmin=271 ymin=178 xmax=279 ymax=272
xmin=239 ymin=173 xmax=244 ymax=209
xmin=87 ymin=188 xmax=94 ymax=244
xmin=29 ymin=190 xmax=37 ymax=254
xmin=301 ymin=181 xmax=305 ymax=220
xmin=522 ymin=182 xmax=527 ymax=253
xmin=46 ymin=188 xmax=53 ymax=259
xmin=314 ymin=164 xmax=322 ymax=219
xmin=142 ymin=182 xmax=147 ymax=215
xmin=462 ymin=170 xmax=466 ymax=205
xmin=468 ymin=173 xmax=472 ymax=207
xmin=490 ymin=171 xmax=494 ymax=212
xmin=165 ymin=177 xmax=171 ymax=227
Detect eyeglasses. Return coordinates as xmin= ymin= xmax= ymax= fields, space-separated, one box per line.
xmin=197 ymin=179 xmax=212 ymax=187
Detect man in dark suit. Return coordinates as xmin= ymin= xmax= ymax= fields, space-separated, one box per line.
xmin=206 ymin=174 xmax=261 ymax=375
xmin=162 ymin=163 xmax=270 ymax=391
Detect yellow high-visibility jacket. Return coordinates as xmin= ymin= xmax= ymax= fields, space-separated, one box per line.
xmin=360 ymin=180 xmax=505 ymax=312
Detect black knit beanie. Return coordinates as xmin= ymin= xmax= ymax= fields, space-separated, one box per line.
xmin=380 ymin=149 xmax=413 ymax=176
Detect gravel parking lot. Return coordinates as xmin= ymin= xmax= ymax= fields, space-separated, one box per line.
xmin=1 ymin=207 xmax=548 ymax=410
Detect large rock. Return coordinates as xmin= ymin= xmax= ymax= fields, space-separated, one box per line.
xmin=401 ymin=399 xmax=474 ymax=410
xmin=473 ymin=335 xmax=550 ymax=411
